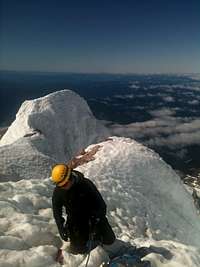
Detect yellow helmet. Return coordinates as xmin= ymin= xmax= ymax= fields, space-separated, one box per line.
xmin=51 ymin=164 xmax=72 ymax=187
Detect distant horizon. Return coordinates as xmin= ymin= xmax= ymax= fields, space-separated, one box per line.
xmin=1 ymin=69 xmax=200 ymax=76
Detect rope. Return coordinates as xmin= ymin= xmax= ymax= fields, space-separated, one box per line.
xmin=84 ymin=249 xmax=91 ymax=267
xmin=85 ymin=220 xmax=94 ymax=267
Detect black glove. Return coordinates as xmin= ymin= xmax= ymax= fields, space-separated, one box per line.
xmin=60 ymin=230 xmax=68 ymax=241
xmin=59 ymin=224 xmax=69 ymax=242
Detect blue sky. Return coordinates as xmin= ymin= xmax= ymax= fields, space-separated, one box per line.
xmin=1 ymin=0 xmax=200 ymax=73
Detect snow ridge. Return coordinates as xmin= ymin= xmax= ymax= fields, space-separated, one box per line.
xmin=0 ymin=90 xmax=109 ymax=180
xmin=0 ymin=90 xmax=200 ymax=267
xmin=0 ymin=137 xmax=200 ymax=267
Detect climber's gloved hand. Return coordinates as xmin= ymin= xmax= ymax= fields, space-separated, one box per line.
xmin=59 ymin=229 xmax=68 ymax=241
xmin=59 ymin=224 xmax=69 ymax=242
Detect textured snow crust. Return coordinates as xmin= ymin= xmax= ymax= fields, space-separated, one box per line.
xmin=77 ymin=137 xmax=200 ymax=246
xmin=0 ymin=90 xmax=200 ymax=267
xmin=0 ymin=137 xmax=200 ymax=267
xmin=0 ymin=90 xmax=109 ymax=180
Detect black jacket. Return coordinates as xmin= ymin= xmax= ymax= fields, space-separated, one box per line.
xmin=52 ymin=170 xmax=107 ymax=234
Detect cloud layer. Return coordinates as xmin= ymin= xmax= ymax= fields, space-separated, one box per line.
xmin=98 ymin=76 xmax=200 ymax=171
xmin=108 ymin=108 xmax=200 ymax=148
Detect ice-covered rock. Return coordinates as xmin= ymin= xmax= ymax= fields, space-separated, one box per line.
xmin=0 ymin=90 xmax=109 ymax=180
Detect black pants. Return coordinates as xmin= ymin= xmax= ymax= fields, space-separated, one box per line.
xmin=68 ymin=216 xmax=115 ymax=254
xmin=94 ymin=216 xmax=116 ymax=245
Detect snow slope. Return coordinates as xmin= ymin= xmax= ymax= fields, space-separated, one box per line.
xmin=0 ymin=90 xmax=200 ymax=266
xmin=0 ymin=90 xmax=109 ymax=180
xmin=0 ymin=137 xmax=200 ymax=267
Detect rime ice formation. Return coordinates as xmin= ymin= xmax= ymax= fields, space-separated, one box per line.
xmin=0 ymin=137 xmax=200 ymax=267
xmin=77 ymin=137 xmax=200 ymax=247
xmin=0 ymin=91 xmax=200 ymax=266
xmin=0 ymin=90 xmax=109 ymax=180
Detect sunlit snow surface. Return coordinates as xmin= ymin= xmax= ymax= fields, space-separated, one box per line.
xmin=0 ymin=90 xmax=109 ymax=180
xmin=0 ymin=137 xmax=200 ymax=267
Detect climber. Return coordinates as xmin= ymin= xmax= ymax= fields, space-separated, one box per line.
xmin=51 ymin=164 xmax=116 ymax=254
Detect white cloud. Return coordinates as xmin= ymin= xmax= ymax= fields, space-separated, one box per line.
xmin=106 ymin=107 xmax=200 ymax=149
xmin=114 ymin=94 xmax=135 ymax=99
xmin=162 ymin=96 xmax=174 ymax=102
xmin=188 ymin=100 xmax=199 ymax=105
xmin=149 ymin=84 xmax=200 ymax=91
xmin=186 ymin=74 xmax=200 ymax=81
xmin=149 ymin=108 xmax=176 ymax=118
xmin=175 ymin=119 xmax=200 ymax=133
xmin=103 ymin=80 xmax=200 ymax=152
xmin=147 ymin=131 xmax=200 ymax=148
xmin=129 ymin=83 xmax=140 ymax=89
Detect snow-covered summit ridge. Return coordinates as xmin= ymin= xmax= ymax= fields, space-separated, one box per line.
xmin=1 ymin=136 xmax=200 ymax=267
xmin=0 ymin=90 xmax=109 ymax=153
xmin=1 ymin=89 xmax=200 ymax=266
xmin=77 ymin=137 xmax=200 ymax=247
xmin=0 ymin=90 xmax=109 ymax=180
